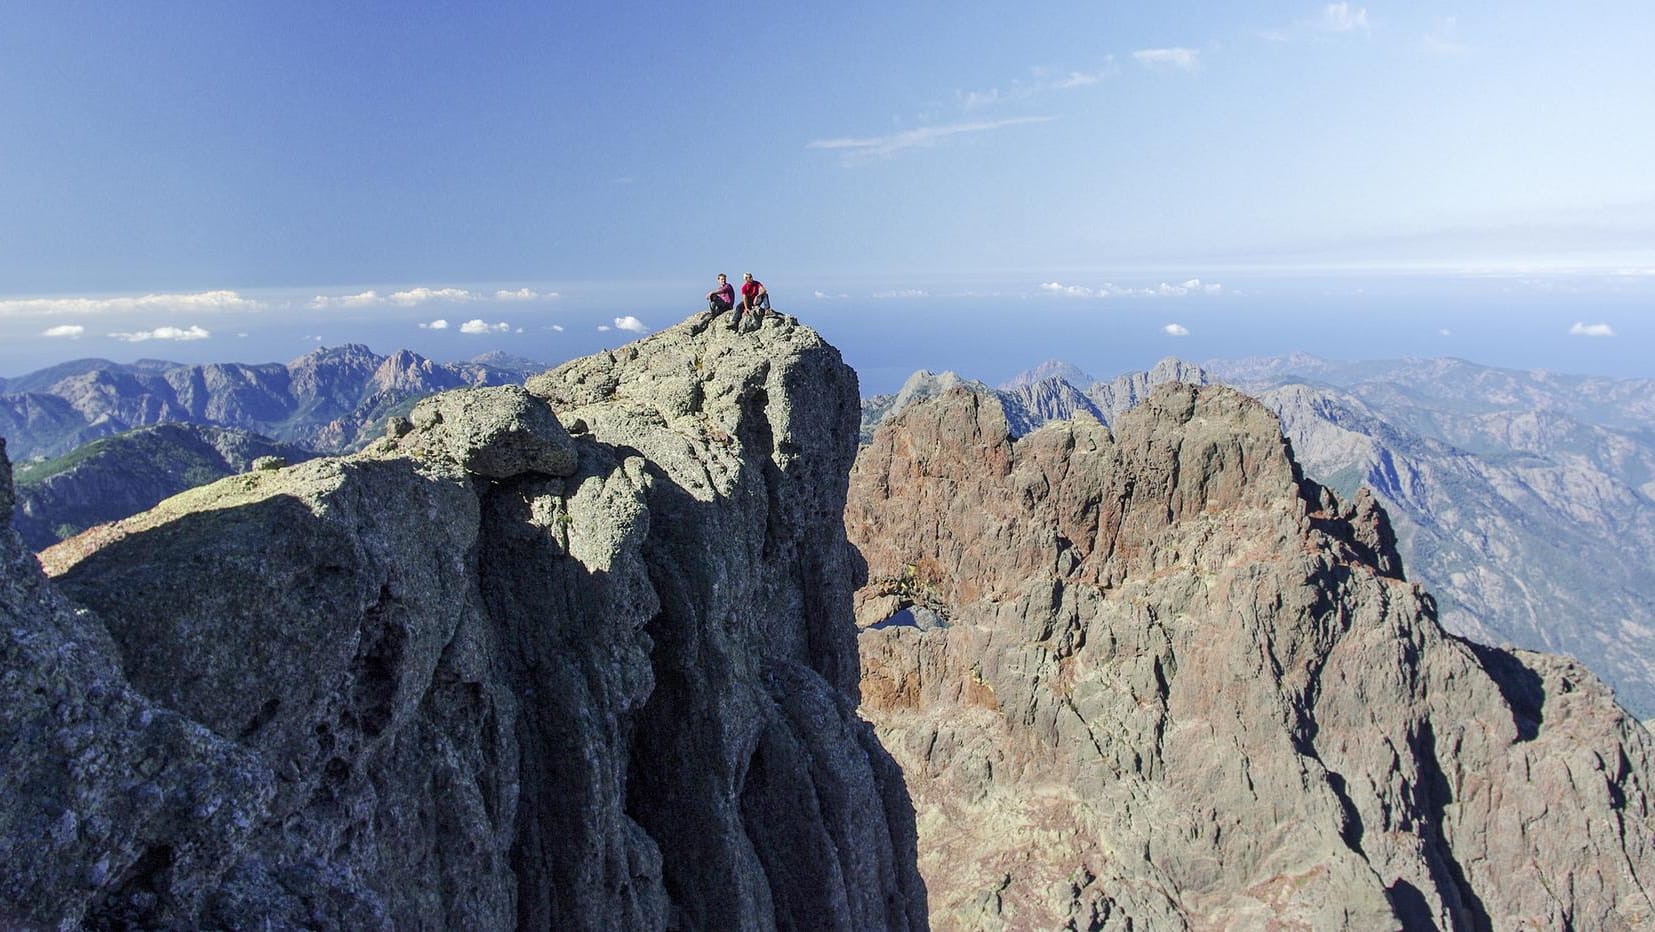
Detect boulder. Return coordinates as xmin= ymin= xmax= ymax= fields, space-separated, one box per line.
xmin=401 ymin=385 xmax=577 ymax=479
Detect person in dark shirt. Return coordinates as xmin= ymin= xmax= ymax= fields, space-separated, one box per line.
xmin=707 ymin=273 xmax=735 ymax=314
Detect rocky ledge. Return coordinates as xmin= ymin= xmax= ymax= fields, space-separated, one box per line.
xmin=849 ymin=384 xmax=1655 ymax=929
xmin=2 ymin=312 xmax=924 ymax=930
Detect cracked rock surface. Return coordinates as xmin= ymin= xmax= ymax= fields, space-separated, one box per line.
xmin=849 ymin=383 xmax=1655 ymax=930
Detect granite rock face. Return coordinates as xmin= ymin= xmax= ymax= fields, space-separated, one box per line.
xmin=849 ymin=384 xmax=1655 ymax=929
xmin=1 ymin=437 xmax=274 ymax=929
xmin=5 ymin=313 xmax=923 ymax=929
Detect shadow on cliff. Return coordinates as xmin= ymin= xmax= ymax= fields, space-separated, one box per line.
xmin=1456 ymin=636 xmax=1545 ymax=742
xmin=43 ymin=405 xmax=927 ymax=929
xmin=611 ymin=419 xmax=928 ymax=929
xmin=481 ymin=424 xmax=928 ymax=931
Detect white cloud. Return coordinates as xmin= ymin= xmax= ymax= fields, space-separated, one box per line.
xmin=309 ymin=290 xmax=384 ymax=309
xmin=42 ymin=324 xmax=85 ymax=338
xmin=494 ymin=288 xmax=550 ymax=301
xmin=0 ymin=290 xmax=260 ymax=317
xmin=108 ymin=325 xmax=212 ymax=343
xmin=1041 ymin=281 xmax=1097 ymax=297
xmin=813 ymin=290 xmax=851 ymax=300
xmin=808 ymin=116 xmax=1056 ymax=160
xmin=459 ymin=319 xmax=510 ymax=334
xmin=1132 ymin=48 xmax=1200 ymax=70
xmin=1158 ymin=278 xmax=1224 ymax=296
xmin=1319 ymin=2 xmax=1369 ymax=32
xmin=551 ymin=324 xmax=565 ymax=332
xmin=1053 ymin=64 xmax=1117 ymax=88
xmin=1164 ymin=323 xmax=1190 ymax=337
xmin=614 ymin=315 xmax=649 ymax=333
xmin=597 ymin=324 xmax=612 ymax=332
xmin=1439 ymin=328 xmax=1453 ymax=336
xmin=310 ymin=286 xmax=554 ymax=309
xmin=872 ymin=289 xmax=930 ymax=299
xmin=391 ymin=287 xmax=477 ymax=305
xmin=310 ymin=286 xmax=487 ymax=309
xmin=958 ymin=63 xmax=1117 ymax=111
xmin=419 ymin=319 xmax=450 ymax=330
xmin=1040 ymin=278 xmax=1223 ymax=298
xmin=1569 ymin=322 xmax=1615 ymax=337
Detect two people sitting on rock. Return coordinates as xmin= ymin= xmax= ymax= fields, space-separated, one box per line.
xmin=706 ymin=272 xmax=773 ymax=329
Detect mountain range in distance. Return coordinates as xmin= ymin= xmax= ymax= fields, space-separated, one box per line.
xmin=6 ymin=343 xmax=1654 ymax=719
xmin=864 ymin=355 xmax=1655 ymax=719
xmin=0 ymin=346 xmax=547 ymax=463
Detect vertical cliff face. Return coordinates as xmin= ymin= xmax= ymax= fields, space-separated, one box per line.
xmin=3 ymin=312 xmax=923 ymax=930
xmin=849 ymin=384 xmax=1655 ymax=929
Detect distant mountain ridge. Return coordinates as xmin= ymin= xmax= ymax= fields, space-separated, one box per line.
xmin=0 ymin=347 xmax=544 ymax=460
xmin=10 ymin=423 xmax=315 ymax=551
xmin=864 ymin=354 xmax=1655 ymax=717
xmin=860 ymin=357 xmax=1209 ymax=442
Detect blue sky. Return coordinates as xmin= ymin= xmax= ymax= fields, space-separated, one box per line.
xmin=2 ymin=2 xmax=1652 ymax=391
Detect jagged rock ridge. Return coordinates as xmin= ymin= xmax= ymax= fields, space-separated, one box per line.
xmin=870 ymin=354 xmax=1655 ymax=718
xmin=2 ymin=313 xmax=923 ymax=929
xmin=1205 ymin=355 xmax=1655 ymax=718
xmin=849 ymin=384 xmax=1655 ymax=929
xmin=860 ymin=357 xmax=1208 ymax=444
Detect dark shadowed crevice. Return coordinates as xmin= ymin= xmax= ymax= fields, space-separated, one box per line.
xmin=1385 ymin=878 xmax=1439 ymax=931
xmin=349 ymin=584 xmax=406 ymax=738
xmin=1458 ymin=638 xmax=1545 ymax=742
xmin=1410 ymin=721 xmax=1493 ymax=932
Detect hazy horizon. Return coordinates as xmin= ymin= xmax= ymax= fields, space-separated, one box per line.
xmin=3 ymin=4 xmax=1651 ymax=395
xmin=2 ymin=267 xmax=1649 ymax=397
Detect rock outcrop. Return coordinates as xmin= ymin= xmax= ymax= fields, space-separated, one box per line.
xmin=4 ymin=312 xmax=923 ymax=929
xmin=1210 ymin=358 xmax=1655 ymax=719
xmin=849 ymin=384 xmax=1655 ymax=929
xmin=894 ymin=353 xmax=1655 ymax=719
xmin=862 ymin=358 xmax=1209 ymax=446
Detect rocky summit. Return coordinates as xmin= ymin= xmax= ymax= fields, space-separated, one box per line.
xmin=848 ymin=383 xmax=1655 ymax=929
xmin=2 ymin=311 xmax=923 ymax=930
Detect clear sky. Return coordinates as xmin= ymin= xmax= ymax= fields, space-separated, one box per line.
xmin=3 ymin=2 xmax=1652 ymax=391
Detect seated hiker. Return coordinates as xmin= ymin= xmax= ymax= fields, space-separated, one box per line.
xmin=707 ymin=273 xmax=735 ymax=313
xmin=738 ymin=272 xmax=771 ymax=319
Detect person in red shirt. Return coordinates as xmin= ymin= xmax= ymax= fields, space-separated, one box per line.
xmin=738 ymin=272 xmax=771 ymax=326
